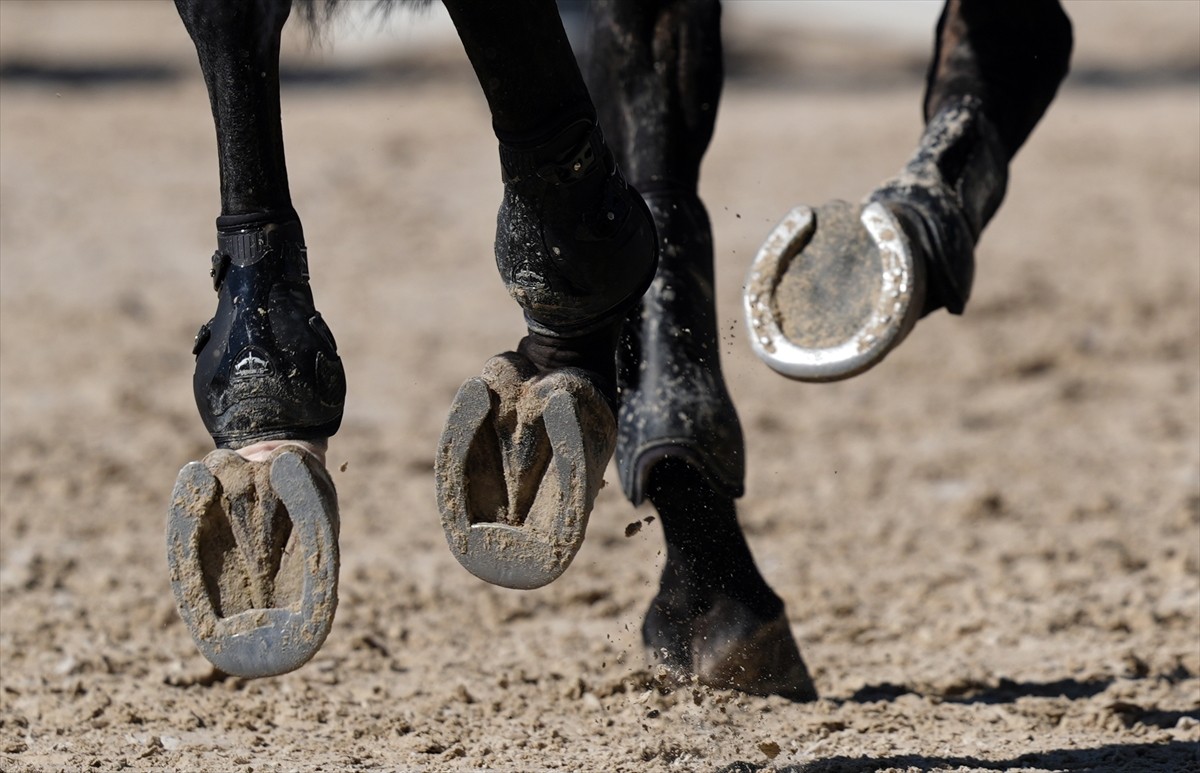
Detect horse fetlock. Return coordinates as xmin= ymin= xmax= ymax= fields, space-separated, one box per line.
xmin=496 ymin=120 xmax=658 ymax=337
xmin=193 ymin=218 xmax=345 ymax=450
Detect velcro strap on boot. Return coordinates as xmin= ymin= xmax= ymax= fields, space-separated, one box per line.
xmin=498 ymin=119 xmax=605 ymax=187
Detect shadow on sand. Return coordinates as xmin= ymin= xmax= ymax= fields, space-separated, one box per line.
xmin=718 ymin=740 xmax=1197 ymax=772
xmin=845 ymin=676 xmax=1116 ymax=705
xmin=712 ymin=676 xmax=1198 ymax=773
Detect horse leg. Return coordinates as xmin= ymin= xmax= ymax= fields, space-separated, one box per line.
xmin=587 ymin=0 xmax=816 ymax=701
xmin=435 ymin=0 xmax=658 ymax=589
xmin=745 ymin=0 xmax=1073 ymax=381
xmin=167 ymin=0 xmax=345 ymax=677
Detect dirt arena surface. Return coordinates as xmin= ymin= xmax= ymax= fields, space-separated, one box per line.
xmin=1 ymin=2 xmax=1197 ymax=771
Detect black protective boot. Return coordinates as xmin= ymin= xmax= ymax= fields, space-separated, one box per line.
xmin=616 ymin=189 xmax=744 ymax=504
xmin=496 ymin=119 xmax=658 ymax=341
xmin=192 ymin=217 xmax=346 ymax=449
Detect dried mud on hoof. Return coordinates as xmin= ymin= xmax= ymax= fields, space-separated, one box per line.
xmin=166 ymin=446 xmax=339 ymax=678
xmin=744 ymin=200 xmax=924 ymax=382
xmin=436 ymin=352 xmax=616 ymax=590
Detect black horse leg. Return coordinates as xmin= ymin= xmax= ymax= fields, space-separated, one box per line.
xmin=435 ymin=0 xmax=658 ymax=589
xmin=924 ymin=0 xmax=1074 ymax=166
xmin=745 ymin=0 xmax=1072 ymax=381
xmin=176 ymin=0 xmax=344 ymax=451
xmin=177 ymin=0 xmax=291 ymax=217
xmin=167 ymin=0 xmax=344 ymax=678
xmin=442 ymin=0 xmax=656 ymax=377
xmin=588 ymin=0 xmax=816 ymax=701
xmin=873 ymin=0 xmax=1074 ymax=317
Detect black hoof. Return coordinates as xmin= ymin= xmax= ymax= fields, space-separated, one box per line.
xmin=166 ymin=446 xmax=339 ymax=678
xmin=644 ymin=595 xmax=818 ymax=703
xmin=436 ymin=353 xmax=615 ymax=589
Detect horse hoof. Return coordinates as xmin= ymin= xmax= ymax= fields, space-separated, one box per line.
xmin=692 ymin=603 xmax=818 ymax=702
xmin=646 ymin=598 xmax=818 ymax=702
xmin=744 ymin=200 xmax=925 ymax=382
xmin=166 ymin=446 xmax=339 ymax=678
xmin=436 ymin=353 xmax=616 ymax=590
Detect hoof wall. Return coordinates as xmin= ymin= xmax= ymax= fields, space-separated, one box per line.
xmin=436 ymin=353 xmax=615 ymax=590
xmin=645 ymin=599 xmax=818 ymax=703
xmin=691 ymin=607 xmax=818 ymax=703
xmin=744 ymin=200 xmax=924 ymax=382
xmin=166 ymin=446 xmax=339 ymax=678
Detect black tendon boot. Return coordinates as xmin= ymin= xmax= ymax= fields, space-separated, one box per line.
xmin=192 ymin=216 xmax=345 ymax=449
xmin=617 ymin=190 xmax=743 ymax=504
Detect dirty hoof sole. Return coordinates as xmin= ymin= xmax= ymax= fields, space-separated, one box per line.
xmin=436 ymin=356 xmax=614 ymax=590
xmin=744 ymin=200 xmax=924 ymax=382
xmin=166 ymin=448 xmax=339 ymax=678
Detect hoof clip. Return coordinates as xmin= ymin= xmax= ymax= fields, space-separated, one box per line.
xmin=166 ymin=447 xmax=339 ymax=678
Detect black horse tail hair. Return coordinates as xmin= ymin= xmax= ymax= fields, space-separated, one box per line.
xmin=294 ymin=0 xmax=436 ymax=34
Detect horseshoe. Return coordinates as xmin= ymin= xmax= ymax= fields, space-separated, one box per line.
xmin=166 ymin=446 xmax=339 ymax=678
xmin=744 ymin=200 xmax=925 ymax=382
xmin=436 ymin=353 xmax=615 ymax=590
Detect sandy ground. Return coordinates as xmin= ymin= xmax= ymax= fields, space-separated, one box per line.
xmin=1 ymin=2 xmax=1198 ymax=771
